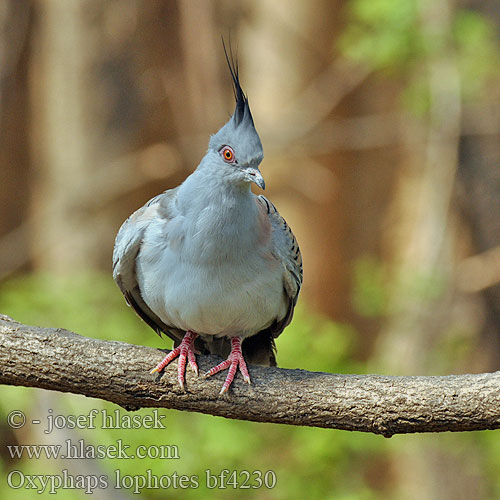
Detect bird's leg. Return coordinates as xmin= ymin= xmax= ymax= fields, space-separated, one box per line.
xmin=204 ymin=337 xmax=250 ymax=394
xmin=150 ymin=330 xmax=198 ymax=390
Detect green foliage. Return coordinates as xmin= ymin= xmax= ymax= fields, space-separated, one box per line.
xmin=339 ymin=0 xmax=500 ymax=112
xmin=452 ymin=10 xmax=500 ymax=98
xmin=351 ymin=256 xmax=389 ymax=318
xmin=278 ymin=307 xmax=362 ymax=374
xmin=352 ymin=252 xmax=448 ymax=309
xmin=339 ymin=0 xmax=421 ymax=72
xmin=0 ymin=272 xmax=155 ymax=346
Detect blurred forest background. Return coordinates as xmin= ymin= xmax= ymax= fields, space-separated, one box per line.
xmin=1 ymin=0 xmax=500 ymax=499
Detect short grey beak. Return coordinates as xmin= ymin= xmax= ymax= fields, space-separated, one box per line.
xmin=245 ymin=167 xmax=265 ymax=190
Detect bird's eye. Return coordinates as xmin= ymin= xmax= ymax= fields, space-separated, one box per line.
xmin=220 ymin=146 xmax=235 ymax=163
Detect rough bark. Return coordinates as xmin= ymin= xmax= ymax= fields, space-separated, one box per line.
xmin=1 ymin=314 xmax=499 ymax=437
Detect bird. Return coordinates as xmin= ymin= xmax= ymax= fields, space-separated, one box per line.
xmin=112 ymin=42 xmax=303 ymax=394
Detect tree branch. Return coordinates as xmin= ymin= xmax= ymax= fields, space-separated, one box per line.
xmin=1 ymin=314 xmax=499 ymax=437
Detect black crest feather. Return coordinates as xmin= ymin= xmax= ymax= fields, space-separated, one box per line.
xmin=222 ymin=37 xmax=253 ymax=126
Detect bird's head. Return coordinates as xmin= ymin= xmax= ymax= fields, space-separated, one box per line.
xmin=207 ymin=41 xmax=265 ymax=190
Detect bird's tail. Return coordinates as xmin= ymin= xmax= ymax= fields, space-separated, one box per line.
xmin=194 ymin=330 xmax=276 ymax=367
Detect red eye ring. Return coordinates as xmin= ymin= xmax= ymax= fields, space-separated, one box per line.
xmin=220 ymin=146 xmax=235 ymax=163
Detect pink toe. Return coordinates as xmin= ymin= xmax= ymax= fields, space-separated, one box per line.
xmin=150 ymin=331 xmax=198 ymax=390
xmin=205 ymin=337 xmax=251 ymax=393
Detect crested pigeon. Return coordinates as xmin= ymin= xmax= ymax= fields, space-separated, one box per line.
xmin=112 ymin=44 xmax=303 ymax=394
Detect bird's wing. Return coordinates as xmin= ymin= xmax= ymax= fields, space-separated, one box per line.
xmin=256 ymin=194 xmax=303 ymax=339
xmin=112 ymin=188 xmax=185 ymax=344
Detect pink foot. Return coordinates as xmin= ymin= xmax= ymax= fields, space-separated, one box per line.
xmin=150 ymin=331 xmax=198 ymax=390
xmin=204 ymin=337 xmax=251 ymax=394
